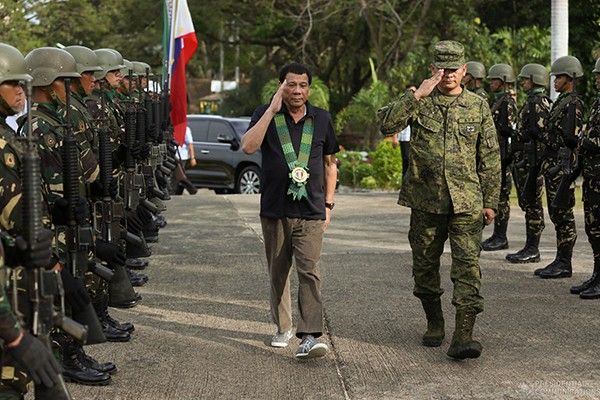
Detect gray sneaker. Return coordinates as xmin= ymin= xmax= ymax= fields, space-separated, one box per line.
xmin=270 ymin=330 xmax=294 ymax=348
xmin=295 ymin=335 xmax=328 ymax=359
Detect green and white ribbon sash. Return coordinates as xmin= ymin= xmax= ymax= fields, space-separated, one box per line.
xmin=274 ymin=113 xmax=313 ymax=201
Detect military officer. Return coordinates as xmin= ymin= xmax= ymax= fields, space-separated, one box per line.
xmin=378 ymin=40 xmax=500 ymax=360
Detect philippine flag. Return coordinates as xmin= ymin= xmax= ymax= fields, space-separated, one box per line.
xmin=165 ymin=0 xmax=197 ymax=144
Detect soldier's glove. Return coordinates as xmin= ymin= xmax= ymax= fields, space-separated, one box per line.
xmin=581 ymin=138 xmax=598 ymax=152
xmin=7 ymin=332 xmax=62 ymax=388
xmin=51 ymin=197 xmax=90 ymax=225
xmin=94 ymin=239 xmax=126 ymax=266
xmin=60 ymin=269 xmax=91 ymax=313
xmin=563 ymin=135 xmax=579 ymax=150
xmin=6 ymin=228 xmax=54 ymax=269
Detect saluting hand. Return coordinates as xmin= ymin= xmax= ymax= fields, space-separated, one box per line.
xmin=268 ymin=80 xmax=286 ymax=115
xmin=414 ymin=69 xmax=444 ymax=100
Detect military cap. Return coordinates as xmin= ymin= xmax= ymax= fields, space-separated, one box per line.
xmin=433 ymin=40 xmax=465 ymax=69
xmin=592 ymin=58 xmax=600 ymax=74
xmin=0 ymin=43 xmax=32 ymax=84
xmin=466 ymin=61 xmax=486 ymax=79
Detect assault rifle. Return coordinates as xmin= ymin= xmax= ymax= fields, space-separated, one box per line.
xmin=123 ymin=70 xmax=144 ymax=212
xmin=497 ymin=94 xmax=513 ymax=189
xmin=521 ymin=85 xmax=542 ymax=204
xmin=19 ymin=80 xmax=86 ymax=400
xmin=551 ymin=94 xmax=580 ymax=209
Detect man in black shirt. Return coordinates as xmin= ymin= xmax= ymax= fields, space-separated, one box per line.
xmin=242 ymin=62 xmax=339 ymax=359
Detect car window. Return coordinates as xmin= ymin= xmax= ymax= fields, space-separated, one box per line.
xmin=230 ymin=120 xmax=250 ymax=138
xmin=188 ymin=119 xmax=209 ymax=142
xmin=207 ymin=120 xmax=236 ymax=143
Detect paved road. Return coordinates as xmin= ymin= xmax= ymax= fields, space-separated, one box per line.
xmin=69 ymin=190 xmax=600 ymax=400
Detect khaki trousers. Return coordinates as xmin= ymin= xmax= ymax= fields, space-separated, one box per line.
xmin=261 ymin=217 xmax=325 ymax=338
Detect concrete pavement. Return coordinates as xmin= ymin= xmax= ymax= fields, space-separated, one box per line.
xmin=69 ymin=190 xmax=600 ymax=400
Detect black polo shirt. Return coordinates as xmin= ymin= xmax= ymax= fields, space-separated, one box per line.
xmin=248 ymin=102 xmax=339 ymax=220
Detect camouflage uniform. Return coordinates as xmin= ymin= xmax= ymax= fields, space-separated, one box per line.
xmin=379 ymin=87 xmax=500 ymax=313
xmin=482 ymin=91 xmax=517 ymax=249
xmin=472 ymin=87 xmax=488 ymax=102
xmin=507 ymin=88 xmax=551 ymax=261
xmin=539 ymin=91 xmax=583 ymax=272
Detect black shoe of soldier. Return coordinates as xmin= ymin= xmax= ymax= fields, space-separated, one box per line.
xmin=126 ymin=258 xmax=148 ymax=270
xmin=128 ymin=271 xmax=147 ymax=287
xmin=110 ymin=294 xmax=141 ymax=309
xmin=63 ymin=350 xmax=112 ymax=386
xmin=481 ymin=235 xmax=508 ymax=251
xmin=580 ymin=280 xmax=600 ymax=299
xmin=539 ymin=259 xmax=572 ymax=279
xmin=79 ymin=351 xmax=117 ymax=375
xmin=106 ymin=313 xmax=135 ymax=333
xmin=506 ymin=245 xmax=540 ymax=263
xmin=534 ymin=258 xmax=559 ymax=276
xmin=101 ymin=319 xmax=131 ymax=342
xmin=571 ymin=275 xmax=597 ymax=295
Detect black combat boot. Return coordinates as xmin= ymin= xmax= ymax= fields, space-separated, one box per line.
xmin=127 ymin=268 xmax=148 ymax=287
xmin=579 ymin=257 xmax=600 ymax=299
xmin=421 ymin=299 xmax=445 ymax=347
xmin=506 ymin=234 xmax=540 ymax=263
xmin=126 ymin=258 xmax=148 ymax=270
xmin=571 ymin=257 xmax=600 ymax=294
xmin=447 ymin=309 xmax=482 ymax=360
xmin=61 ymin=342 xmax=112 ymax=385
xmin=481 ymin=220 xmax=509 ymax=251
xmin=74 ymin=345 xmax=117 ymax=375
xmin=539 ymin=247 xmax=572 ymax=279
xmin=93 ymin=297 xmax=131 ymax=342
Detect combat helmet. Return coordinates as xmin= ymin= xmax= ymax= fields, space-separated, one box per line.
xmin=518 ymin=64 xmax=548 ymax=86
xmin=132 ymin=61 xmax=152 ymax=76
xmin=0 ymin=43 xmax=32 ymax=84
xmin=94 ymin=48 xmax=125 ymax=79
xmin=550 ymin=56 xmax=583 ymax=78
xmin=120 ymin=59 xmax=136 ymax=77
xmin=592 ymin=58 xmax=600 ymax=74
xmin=24 ymin=47 xmax=80 ymax=87
xmin=466 ymin=61 xmax=486 ymax=79
xmin=64 ymin=45 xmax=102 ymax=74
xmin=487 ymin=64 xmax=515 ymax=83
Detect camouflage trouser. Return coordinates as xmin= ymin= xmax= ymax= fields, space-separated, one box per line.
xmin=409 ymin=209 xmax=484 ymax=313
xmin=583 ymin=176 xmax=600 ymax=256
xmin=512 ymin=152 xmax=545 ymax=240
xmin=543 ymin=157 xmax=577 ymax=254
xmin=495 ymin=164 xmax=512 ymax=231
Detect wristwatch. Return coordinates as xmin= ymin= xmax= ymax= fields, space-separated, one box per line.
xmin=325 ymin=202 xmax=335 ymax=210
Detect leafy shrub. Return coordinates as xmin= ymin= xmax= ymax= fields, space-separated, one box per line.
xmin=360 ymin=176 xmax=377 ymax=189
xmin=338 ymin=151 xmax=372 ymax=188
xmin=369 ymin=140 xmax=402 ymax=190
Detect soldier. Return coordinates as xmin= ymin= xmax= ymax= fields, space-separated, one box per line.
xmin=463 ymin=61 xmax=488 ymax=100
xmin=481 ymin=64 xmax=518 ymax=251
xmin=378 ymin=41 xmax=500 ymax=360
xmin=506 ymin=64 xmax=551 ymax=264
xmin=570 ymin=58 xmax=600 ymax=298
xmin=535 ymin=56 xmax=584 ymax=279
xmin=0 ymin=42 xmax=62 ymax=400
xmin=24 ymin=47 xmax=113 ymax=385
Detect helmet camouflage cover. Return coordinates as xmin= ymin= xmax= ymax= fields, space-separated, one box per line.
xmin=24 ymin=47 xmax=80 ymax=87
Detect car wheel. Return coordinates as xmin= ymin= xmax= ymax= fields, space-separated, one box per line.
xmin=236 ymin=166 xmax=261 ymax=194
